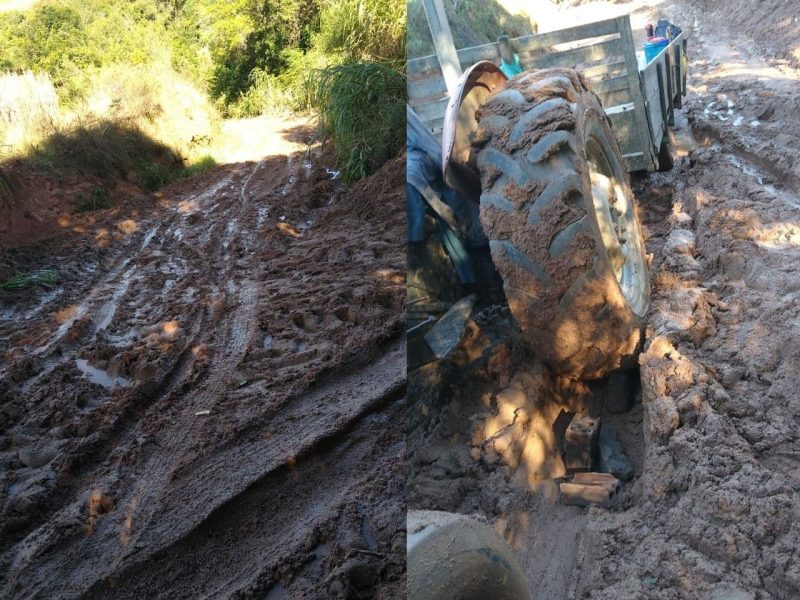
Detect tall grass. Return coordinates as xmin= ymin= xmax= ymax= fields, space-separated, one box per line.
xmin=407 ymin=0 xmax=534 ymax=58
xmin=0 ymin=71 xmax=61 ymax=154
xmin=85 ymin=63 xmax=220 ymax=162
xmin=317 ymin=0 xmax=405 ymax=60
xmin=0 ymin=66 xmax=220 ymax=189
xmin=315 ymin=60 xmax=405 ymax=183
xmin=27 ymin=121 xmax=177 ymax=179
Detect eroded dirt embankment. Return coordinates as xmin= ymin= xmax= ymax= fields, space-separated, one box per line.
xmin=0 ymin=119 xmax=406 ymax=598
xmin=409 ymin=2 xmax=800 ymax=598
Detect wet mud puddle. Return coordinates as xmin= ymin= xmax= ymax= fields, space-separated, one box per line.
xmin=74 ymin=359 xmax=131 ymax=389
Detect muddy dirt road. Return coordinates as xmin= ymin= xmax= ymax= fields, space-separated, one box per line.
xmin=0 ymin=118 xmax=406 ymax=598
xmin=409 ymin=1 xmax=800 ymax=598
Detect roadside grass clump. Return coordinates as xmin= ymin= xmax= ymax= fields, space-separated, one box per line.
xmin=140 ymin=154 xmax=217 ymax=192
xmin=0 ymin=167 xmax=11 ymax=203
xmin=177 ymin=154 xmax=217 ymax=178
xmin=315 ymin=60 xmax=405 ymax=183
xmin=144 ymin=154 xmax=218 ymax=190
xmin=138 ymin=163 xmax=174 ymax=192
xmin=0 ymin=268 xmax=59 ymax=292
xmin=0 ymin=67 xmax=220 ymax=191
xmin=74 ymin=186 xmax=112 ymax=212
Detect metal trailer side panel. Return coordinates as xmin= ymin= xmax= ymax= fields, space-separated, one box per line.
xmin=407 ymin=15 xmax=688 ymax=173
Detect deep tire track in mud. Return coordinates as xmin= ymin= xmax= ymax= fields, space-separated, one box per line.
xmin=1 ymin=121 xmax=406 ymax=598
xmin=567 ymin=4 xmax=800 ymax=597
xmin=83 ymin=343 xmax=405 ymax=599
xmin=1 ymin=163 xmax=261 ymax=556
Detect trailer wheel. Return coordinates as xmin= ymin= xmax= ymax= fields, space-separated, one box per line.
xmin=407 ymin=510 xmax=531 ymax=600
xmin=474 ymin=68 xmax=650 ymax=380
xmin=657 ymin=140 xmax=675 ymax=172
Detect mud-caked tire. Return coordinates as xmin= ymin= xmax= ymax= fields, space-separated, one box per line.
xmin=474 ymin=68 xmax=650 ymax=380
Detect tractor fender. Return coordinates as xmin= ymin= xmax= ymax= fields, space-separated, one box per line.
xmin=442 ymin=61 xmax=507 ymax=202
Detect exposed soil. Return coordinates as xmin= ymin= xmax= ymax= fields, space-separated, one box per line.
xmin=0 ymin=117 xmax=406 ymax=598
xmin=0 ymin=165 xmax=150 ymax=253
xmin=409 ymin=1 xmax=800 ymax=598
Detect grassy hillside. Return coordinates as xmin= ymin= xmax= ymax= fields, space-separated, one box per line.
xmin=407 ymin=0 xmax=536 ymax=59
xmin=0 ymin=0 xmax=406 ymax=186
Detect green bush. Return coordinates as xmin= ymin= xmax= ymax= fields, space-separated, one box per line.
xmin=316 ymin=60 xmax=405 ymax=183
xmin=0 ymin=5 xmax=95 ymax=100
xmin=139 ymin=154 xmax=216 ymax=191
xmin=232 ymin=48 xmax=328 ymax=116
xmin=74 ymin=186 xmax=112 ymax=212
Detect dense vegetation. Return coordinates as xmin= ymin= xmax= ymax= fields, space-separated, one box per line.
xmin=407 ymin=0 xmax=535 ymax=58
xmin=0 ymin=0 xmax=406 ymax=183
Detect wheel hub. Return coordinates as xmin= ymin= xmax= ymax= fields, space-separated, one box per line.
xmin=586 ymin=136 xmax=648 ymax=316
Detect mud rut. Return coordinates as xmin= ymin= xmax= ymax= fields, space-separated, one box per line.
xmin=0 ymin=128 xmax=406 ymax=598
xmin=409 ymin=3 xmax=800 ymax=598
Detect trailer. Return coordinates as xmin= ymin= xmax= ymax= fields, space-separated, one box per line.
xmin=407 ymin=13 xmax=688 ymax=172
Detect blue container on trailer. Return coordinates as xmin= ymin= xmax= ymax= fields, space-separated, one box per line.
xmin=643 ymin=36 xmax=669 ymax=62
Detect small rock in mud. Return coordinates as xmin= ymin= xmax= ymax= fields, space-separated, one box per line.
xmin=666 ymin=229 xmax=696 ymax=254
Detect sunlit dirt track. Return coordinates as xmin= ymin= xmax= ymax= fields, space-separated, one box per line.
xmin=0 ymin=118 xmax=406 ymax=598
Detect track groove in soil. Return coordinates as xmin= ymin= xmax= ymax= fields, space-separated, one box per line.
xmin=1 ymin=118 xmax=406 ymax=598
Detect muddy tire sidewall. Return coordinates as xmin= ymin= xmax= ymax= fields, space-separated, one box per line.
xmin=476 ymin=69 xmax=650 ymax=379
xmin=407 ymin=510 xmax=531 ymax=600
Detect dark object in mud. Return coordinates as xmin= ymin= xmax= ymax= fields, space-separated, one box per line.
xmin=558 ymin=472 xmax=621 ymax=508
xmin=564 ymin=413 xmax=599 ymax=472
xmin=657 ymin=140 xmax=675 ymax=172
xmin=598 ymin=423 xmax=634 ymax=481
xmin=604 ymin=370 xmax=638 ymax=413
xmin=424 ymin=294 xmax=476 ymax=359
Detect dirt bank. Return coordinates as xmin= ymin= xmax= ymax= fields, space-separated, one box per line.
xmin=0 ymin=118 xmax=406 ymax=598
xmin=409 ymin=2 xmax=800 ymax=597
xmin=692 ymin=0 xmax=800 ymax=72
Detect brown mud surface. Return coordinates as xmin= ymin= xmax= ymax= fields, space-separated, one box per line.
xmin=409 ymin=1 xmax=800 ymax=598
xmin=0 ymin=117 xmax=406 ymax=598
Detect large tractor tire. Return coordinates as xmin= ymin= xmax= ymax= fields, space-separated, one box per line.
xmin=474 ymin=68 xmax=650 ymax=380
xmin=407 ymin=510 xmax=531 ymax=600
